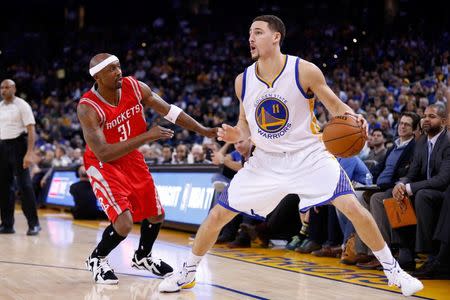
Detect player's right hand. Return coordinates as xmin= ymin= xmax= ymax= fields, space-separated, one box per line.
xmin=217 ymin=124 xmax=241 ymax=143
xmin=147 ymin=125 xmax=174 ymax=141
xmin=201 ymin=127 xmax=219 ymax=138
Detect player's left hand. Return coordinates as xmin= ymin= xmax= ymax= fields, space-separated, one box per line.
xmin=345 ymin=112 xmax=368 ymax=136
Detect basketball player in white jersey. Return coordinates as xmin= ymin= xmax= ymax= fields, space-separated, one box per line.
xmin=159 ymin=15 xmax=423 ymax=296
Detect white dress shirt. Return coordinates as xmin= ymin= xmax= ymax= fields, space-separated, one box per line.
xmin=0 ymin=97 xmax=35 ymax=140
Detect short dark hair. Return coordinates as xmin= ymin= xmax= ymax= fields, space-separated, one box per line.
xmin=428 ymin=103 xmax=447 ymax=119
xmin=253 ymin=15 xmax=286 ymax=46
xmin=372 ymin=128 xmax=386 ymax=138
xmin=162 ymin=143 xmax=172 ymax=150
xmin=401 ymin=112 xmax=420 ymax=130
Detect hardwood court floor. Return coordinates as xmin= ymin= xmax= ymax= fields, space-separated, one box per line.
xmin=0 ymin=210 xmax=447 ymax=300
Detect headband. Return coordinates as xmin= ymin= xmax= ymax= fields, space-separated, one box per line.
xmin=89 ymin=55 xmax=119 ymax=76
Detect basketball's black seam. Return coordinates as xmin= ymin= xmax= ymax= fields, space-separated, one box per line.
xmin=325 ymin=122 xmax=362 ymax=129
xmin=335 ymin=136 xmax=364 ymax=156
xmin=335 ymin=137 xmax=361 ymax=156
xmin=323 ymin=130 xmax=363 ymax=143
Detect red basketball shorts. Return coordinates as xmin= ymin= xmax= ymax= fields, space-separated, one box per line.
xmin=84 ymin=151 xmax=163 ymax=223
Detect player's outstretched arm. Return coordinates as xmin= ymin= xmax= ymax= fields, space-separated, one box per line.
xmin=77 ymin=104 xmax=173 ymax=162
xmin=218 ymin=73 xmax=251 ymax=143
xmin=300 ymin=60 xmax=367 ymax=132
xmin=139 ymin=81 xmax=217 ymax=138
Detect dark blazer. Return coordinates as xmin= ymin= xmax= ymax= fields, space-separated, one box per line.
xmin=401 ymin=129 xmax=450 ymax=193
xmin=372 ymin=138 xmax=416 ymax=190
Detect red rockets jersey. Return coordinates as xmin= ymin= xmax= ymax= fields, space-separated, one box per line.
xmin=78 ymin=76 xmax=146 ymax=162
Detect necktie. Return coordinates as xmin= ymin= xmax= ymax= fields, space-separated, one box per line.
xmin=427 ymin=141 xmax=433 ymax=179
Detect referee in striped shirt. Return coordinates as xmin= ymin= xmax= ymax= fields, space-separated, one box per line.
xmin=0 ymin=79 xmax=40 ymax=235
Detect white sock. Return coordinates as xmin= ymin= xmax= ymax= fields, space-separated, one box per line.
xmin=187 ymin=252 xmax=203 ymax=267
xmin=373 ymin=243 xmax=396 ymax=270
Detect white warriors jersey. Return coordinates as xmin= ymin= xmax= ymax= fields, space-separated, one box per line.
xmin=242 ymin=55 xmax=323 ymax=153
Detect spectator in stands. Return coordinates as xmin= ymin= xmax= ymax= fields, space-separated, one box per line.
xmin=378 ymin=105 xmax=393 ymax=126
xmin=211 ymin=138 xmax=252 ymax=172
xmin=354 ymin=112 xmax=419 ymax=269
xmin=385 ymin=95 xmax=396 ymax=112
xmin=191 ymin=144 xmax=211 ymax=164
xmin=419 ymin=98 xmax=429 ymax=111
xmin=405 ymin=100 xmax=418 ymax=113
xmin=70 ymin=165 xmax=106 ymax=220
xmin=367 ymin=113 xmax=381 ymax=132
xmin=138 ymin=144 xmax=153 ymax=163
xmin=364 ymin=128 xmax=387 ymax=170
xmin=392 ymin=104 xmax=450 ymax=270
xmin=53 ymin=145 xmax=72 ymax=167
xmin=412 ymin=103 xmax=450 ymax=279
xmin=348 ymin=99 xmax=366 ymax=116
xmin=149 ymin=143 xmax=163 ymax=164
xmin=173 ymin=144 xmax=189 ymax=164
xmin=71 ymin=148 xmax=83 ymax=165
xmin=161 ymin=144 xmax=173 ymax=164
xmin=397 ymin=95 xmax=408 ymax=112
xmin=433 ymin=88 xmax=447 ymax=107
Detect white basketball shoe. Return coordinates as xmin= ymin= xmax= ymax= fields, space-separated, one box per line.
xmin=384 ymin=261 xmax=424 ymax=296
xmin=85 ymin=255 xmax=119 ymax=285
xmin=158 ymin=262 xmax=197 ymax=293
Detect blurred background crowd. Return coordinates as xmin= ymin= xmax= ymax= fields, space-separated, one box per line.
xmin=1 ymin=1 xmax=448 ymax=168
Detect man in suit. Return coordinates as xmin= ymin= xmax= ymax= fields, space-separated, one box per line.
xmin=413 ymin=91 xmax=450 ymax=279
xmin=351 ymin=112 xmax=420 ymax=269
xmin=392 ymin=104 xmax=450 ymax=269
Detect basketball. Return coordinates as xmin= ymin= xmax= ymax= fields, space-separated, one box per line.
xmin=322 ymin=115 xmax=367 ymax=158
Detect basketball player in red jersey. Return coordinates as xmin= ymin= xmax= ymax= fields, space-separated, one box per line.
xmin=77 ymin=53 xmax=217 ymax=285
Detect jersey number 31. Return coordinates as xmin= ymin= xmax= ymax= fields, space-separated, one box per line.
xmin=118 ymin=120 xmax=131 ymax=141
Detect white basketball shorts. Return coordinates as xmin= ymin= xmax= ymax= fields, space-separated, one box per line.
xmin=217 ymin=147 xmax=354 ymax=219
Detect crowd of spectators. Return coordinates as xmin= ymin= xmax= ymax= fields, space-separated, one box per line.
xmin=2 ymin=16 xmax=448 ymax=158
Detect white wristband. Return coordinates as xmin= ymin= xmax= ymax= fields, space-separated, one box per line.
xmin=164 ymin=104 xmax=183 ymax=123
